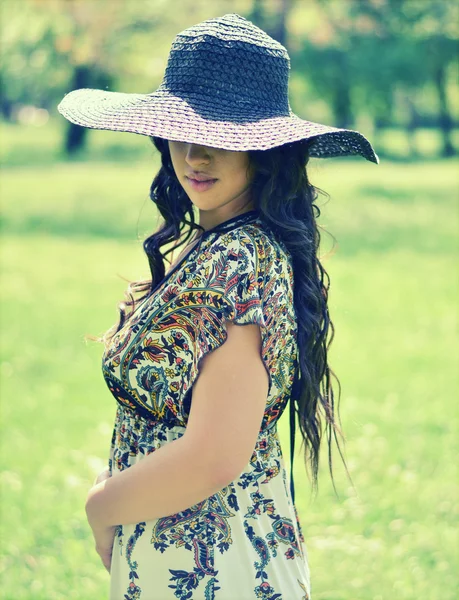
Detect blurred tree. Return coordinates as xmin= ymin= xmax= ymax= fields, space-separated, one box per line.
xmin=289 ymin=0 xmax=356 ymax=128
xmin=354 ymin=0 xmax=458 ymax=157
xmin=53 ymin=0 xmax=122 ymax=154
xmin=421 ymin=31 xmax=457 ymax=158
xmin=0 ymin=0 xmax=244 ymax=153
xmin=1 ymin=0 xmax=456 ymax=158
xmin=249 ymin=0 xmax=293 ymax=48
xmin=290 ymin=0 xmax=458 ymax=157
xmin=63 ymin=64 xmax=114 ymax=154
xmin=49 ymin=0 xmax=247 ymax=154
xmin=0 ymin=1 xmax=65 ymax=117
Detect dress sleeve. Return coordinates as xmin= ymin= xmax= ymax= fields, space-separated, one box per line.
xmin=182 ymin=228 xmax=272 ymax=418
xmin=218 ymin=229 xmax=266 ymax=328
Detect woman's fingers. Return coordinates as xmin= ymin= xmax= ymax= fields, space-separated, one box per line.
xmin=95 ymin=547 xmax=112 ymax=573
xmin=102 ymin=551 xmax=112 ymax=573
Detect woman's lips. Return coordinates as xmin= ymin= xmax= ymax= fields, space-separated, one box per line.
xmin=186 ymin=177 xmax=218 ymax=192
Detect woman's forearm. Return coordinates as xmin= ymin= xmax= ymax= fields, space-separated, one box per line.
xmin=85 ymin=434 xmax=226 ymax=529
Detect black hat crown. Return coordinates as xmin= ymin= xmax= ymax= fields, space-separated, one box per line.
xmin=157 ymin=13 xmax=291 ymax=122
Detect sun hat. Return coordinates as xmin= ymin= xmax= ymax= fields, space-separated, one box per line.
xmin=57 ymin=13 xmax=379 ymax=164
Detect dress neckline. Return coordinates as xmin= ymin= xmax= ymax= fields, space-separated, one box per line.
xmin=108 ymin=209 xmax=262 ymax=342
xmin=150 ymin=209 xmax=261 ymax=299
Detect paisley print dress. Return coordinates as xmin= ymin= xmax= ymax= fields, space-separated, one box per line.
xmin=102 ymin=209 xmax=311 ymax=599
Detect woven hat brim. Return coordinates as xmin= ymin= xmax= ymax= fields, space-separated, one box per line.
xmin=57 ymin=88 xmax=379 ymax=164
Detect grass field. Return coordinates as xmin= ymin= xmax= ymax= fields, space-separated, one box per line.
xmin=0 ymin=120 xmax=458 ymax=599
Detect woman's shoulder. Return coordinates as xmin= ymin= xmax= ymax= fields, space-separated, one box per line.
xmin=240 ymin=220 xmax=293 ymax=274
xmin=202 ymin=220 xmax=294 ymax=296
xmin=205 ymin=219 xmax=291 ymax=263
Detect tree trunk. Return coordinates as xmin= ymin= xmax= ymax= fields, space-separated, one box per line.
xmin=273 ymin=0 xmax=290 ymax=47
xmin=434 ymin=64 xmax=455 ymax=158
xmin=64 ymin=65 xmax=91 ymax=155
xmin=249 ymin=0 xmax=292 ymax=48
xmin=0 ymin=72 xmax=14 ymax=120
xmin=406 ymin=95 xmax=419 ymax=160
xmin=250 ymin=0 xmax=264 ymax=29
xmin=63 ymin=65 xmax=114 ymax=155
xmin=332 ymin=52 xmax=353 ymax=129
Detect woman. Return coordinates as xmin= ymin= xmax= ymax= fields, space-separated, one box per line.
xmin=58 ymin=13 xmax=378 ymax=600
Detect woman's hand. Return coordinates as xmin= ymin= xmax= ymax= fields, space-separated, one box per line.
xmin=91 ymin=522 xmax=118 ymax=573
xmin=87 ymin=466 xmax=116 ymax=573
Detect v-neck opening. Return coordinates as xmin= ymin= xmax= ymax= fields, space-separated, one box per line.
xmin=148 ymin=209 xmax=261 ymax=299
xmin=106 ymin=209 xmax=262 ymax=350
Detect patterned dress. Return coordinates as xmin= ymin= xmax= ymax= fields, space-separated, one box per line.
xmin=102 ymin=209 xmax=311 ymax=599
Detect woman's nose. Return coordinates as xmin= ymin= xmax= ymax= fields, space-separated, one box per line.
xmin=185 ymin=144 xmax=211 ymax=163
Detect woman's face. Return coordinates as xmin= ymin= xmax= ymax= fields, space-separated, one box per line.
xmin=168 ymin=140 xmax=255 ymax=229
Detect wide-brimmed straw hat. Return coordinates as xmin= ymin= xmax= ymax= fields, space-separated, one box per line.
xmin=57 ymin=13 xmax=379 ymax=164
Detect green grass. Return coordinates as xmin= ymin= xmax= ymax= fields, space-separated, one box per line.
xmin=0 ymin=120 xmax=458 ymax=599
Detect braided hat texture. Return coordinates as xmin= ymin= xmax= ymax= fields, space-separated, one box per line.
xmin=57 ymin=13 xmax=379 ymax=164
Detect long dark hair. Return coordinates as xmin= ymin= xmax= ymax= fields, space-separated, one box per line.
xmin=93 ymin=136 xmax=354 ymax=498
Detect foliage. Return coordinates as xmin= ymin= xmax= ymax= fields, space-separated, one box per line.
xmin=0 ymin=0 xmax=457 ymax=157
xmin=290 ymin=0 xmax=458 ymax=128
